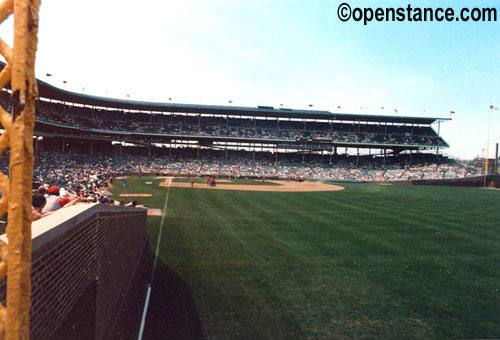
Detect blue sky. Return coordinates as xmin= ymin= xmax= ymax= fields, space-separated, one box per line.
xmin=3 ymin=0 xmax=498 ymax=159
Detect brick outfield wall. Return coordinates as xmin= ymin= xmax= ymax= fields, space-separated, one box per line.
xmin=386 ymin=175 xmax=500 ymax=188
xmin=0 ymin=203 xmax=148 ymax=339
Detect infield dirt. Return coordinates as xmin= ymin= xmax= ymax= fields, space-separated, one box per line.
xmin=160 ymin=177 xmax=344 ymax=192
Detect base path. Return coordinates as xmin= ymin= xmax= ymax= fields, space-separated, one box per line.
xmin=160 ymin=178 xmax=344 ymax=192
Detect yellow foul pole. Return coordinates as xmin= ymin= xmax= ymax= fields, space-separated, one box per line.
xmin=484 ymin=108 xmax=491 ymax=186
xmin=0 ymin=0 xmax=40 ymax=339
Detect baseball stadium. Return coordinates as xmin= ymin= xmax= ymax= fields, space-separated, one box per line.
xmin=0 ymin=1 xmax=497 ymax=339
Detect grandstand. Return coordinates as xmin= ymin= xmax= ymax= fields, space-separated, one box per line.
xmin=33 ymin=85 xmax=449 ymax=164
xmin=1 ymin=61 xmax=451 ymax=170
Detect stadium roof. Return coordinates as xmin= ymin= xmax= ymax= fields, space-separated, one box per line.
xmin=1 ymin=62 xmax=449 ymax=125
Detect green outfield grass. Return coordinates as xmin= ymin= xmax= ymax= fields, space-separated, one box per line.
xmin=111 ymin=177 xmax=500 ymax=339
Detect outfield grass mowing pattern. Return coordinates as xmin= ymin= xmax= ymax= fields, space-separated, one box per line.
xmin=111 ymin=178 xmax=500 ymax=338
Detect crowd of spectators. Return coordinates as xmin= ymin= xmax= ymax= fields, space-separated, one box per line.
xmin=34 ymin=100 xmax=447 ymax=147
xmin=29 ymin=150 xmax=479 ymax=184
xmin=28 ymin=151 xmax=144 ymax=221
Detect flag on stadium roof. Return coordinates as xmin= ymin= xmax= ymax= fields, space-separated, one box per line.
xmin=46 ymin=73 xmax=52 ymax=77
xmin=450 ymin=111 xmax=455 ymax=114
xmin=309 ymin=104 xmax=313 ymax=107
xmin=491 ymin=105 xmax=498 ymax=110
xmin=337 ymin=105 xmax=341 ymax=109
xmin=394 ymin=108 xmax=398 ymax=113
xmin=229 ymin=100 xmax=233 ymax=104
xmin=63 ymin=80 xmax=67 ymax=84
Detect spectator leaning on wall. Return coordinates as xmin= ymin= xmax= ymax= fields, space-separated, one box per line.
xmin=42 ymin=186 xmax=62 ymax=213
xmin=32 ymin=194 xmax=52 ymax=221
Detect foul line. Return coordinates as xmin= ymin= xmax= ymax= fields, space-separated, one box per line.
xmin=138 ymin=177 xmax=172 ymax=340
xmin=151 ymin=177 xmax=171 ymax=281
xmin=137 ymin=285 xmax=151 ymax=340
